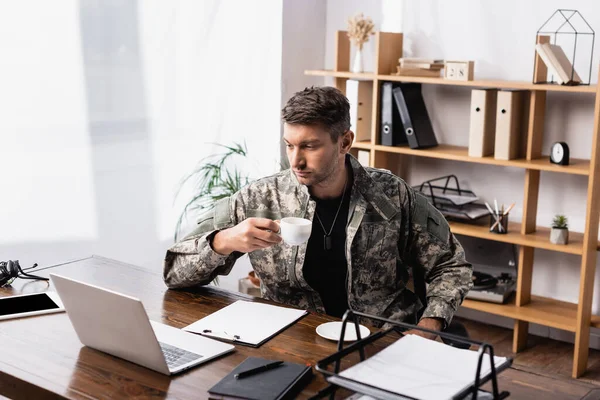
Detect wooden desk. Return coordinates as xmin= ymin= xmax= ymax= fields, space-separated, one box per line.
xmin=0 ymin=256 xmax=596 ymax=399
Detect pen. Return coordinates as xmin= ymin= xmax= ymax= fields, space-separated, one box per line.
xmin=494 ymin=199 xmax=499 ymax=216
xmin=484 ymin=202 xmax=495 ymax=215
xmin=234 ymin=360 xmax=284 ymax=379
xmin=504 ymin=203 xmax=516 ymax=215
xmin=490 ymin=219 xmax=500 ymax=232
xmin=202 ymin=329 xmax=241 ymax=340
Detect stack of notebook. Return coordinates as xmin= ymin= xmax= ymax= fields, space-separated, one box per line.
xmin=396 ymin=58 xmax=444 ymax=77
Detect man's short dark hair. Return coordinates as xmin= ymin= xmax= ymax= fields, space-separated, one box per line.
xmin=281 ymin=86 xmax=351 ymax=142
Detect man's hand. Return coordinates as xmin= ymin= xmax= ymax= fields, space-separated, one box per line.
xmin=404 ymin=317 xmax=443 ymax=341
xmin=211 ymin=218 xmax=282 ymax=255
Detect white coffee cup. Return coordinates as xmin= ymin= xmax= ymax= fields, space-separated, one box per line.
xmin=279 ymin=217 xmax=312 ymax=245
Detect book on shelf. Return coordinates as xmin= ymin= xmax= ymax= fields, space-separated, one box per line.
xmin=399 ymin=57 xmax=444 ymax=65
xmin=395 ymin=66 xmax=441 ymax=77
xmin=535 ymin=43 xmax=581 ymax=84
xmin=400 ymin=62 xmax=444 ymax=70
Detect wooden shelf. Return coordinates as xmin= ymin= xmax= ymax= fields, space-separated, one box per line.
xmin=449 ymin=221 xmax=590 ymax=255
xmin=379 ymin=74 xmax=598 ymax=93
xmin=351 ymin=141 xmax=372 ymax=150
xmin=304 ymin=69 xmax=597 ymax=93
xmin=305 ymin=70 xmax=375 ymax=80
xmin=371 ymin=144 xmax=590 ymax=175
xmin=462 ymin=296 xmax=581 ymax=332
xmin=465 ymin=296 xmax=600 ymax=332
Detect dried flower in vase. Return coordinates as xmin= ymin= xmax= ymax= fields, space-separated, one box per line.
xmin=347 ymin=13 xmax=375 ymax=50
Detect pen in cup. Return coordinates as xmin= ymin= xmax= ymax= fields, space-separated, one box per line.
xmin=486 ymin=201 xmax=510 ymax=233
xmin=485 ymin=202 xmax=503 ymax=232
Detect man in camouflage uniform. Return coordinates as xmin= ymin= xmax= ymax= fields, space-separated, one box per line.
xmin=164 ymin=86 xmax=472 ymax=339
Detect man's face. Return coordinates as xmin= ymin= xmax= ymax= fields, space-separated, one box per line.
xmin=283 ymin=123 xmax=344 ymax=187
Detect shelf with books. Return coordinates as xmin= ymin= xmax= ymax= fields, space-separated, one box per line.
xmin=379 ymin=74 xmax=597 ymax=93
xmin=304 ymin=69 xmax=597 ymax=93
xmin=372 ymin=144 xmax=591 ymax=176
xmin=308 ymin=29 xmax=600 ymax=378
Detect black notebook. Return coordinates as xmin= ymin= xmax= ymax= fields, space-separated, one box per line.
xmin=208 ymin=357 xmax=313 ymax=400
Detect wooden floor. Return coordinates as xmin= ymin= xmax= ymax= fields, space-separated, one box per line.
xmin=458 ymin=317 xmax=600 ymax=399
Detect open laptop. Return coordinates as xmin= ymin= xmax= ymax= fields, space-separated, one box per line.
xmin=50 ymin=274 xmax=234 ymax=375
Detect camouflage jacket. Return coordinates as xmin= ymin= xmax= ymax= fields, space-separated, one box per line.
xmin=163 ymin=155 xmax=472 ymax=327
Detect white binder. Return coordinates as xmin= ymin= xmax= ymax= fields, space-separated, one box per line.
xmin=346 ymin=79 xmax=373 ymax=143
xmin=494 ymin=90 xmax=524 ymax=160
xmin=357 ymin=150 xmax=370 ymax=167
xmin=468 ymin=89 xmax=497 ymax=157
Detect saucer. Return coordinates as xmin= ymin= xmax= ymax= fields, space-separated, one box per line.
xmin=316 ymin=321 xmax=370 ymax=342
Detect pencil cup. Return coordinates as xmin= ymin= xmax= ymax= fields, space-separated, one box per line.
xmin=489 ymin=213 xmax=509 ymax=234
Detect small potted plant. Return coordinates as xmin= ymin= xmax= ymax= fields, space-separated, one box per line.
xmin=550 ymin=214 xmax=569 ymax=245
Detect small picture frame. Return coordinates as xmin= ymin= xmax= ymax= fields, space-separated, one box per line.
xmin=445 ymin=60 xmax=474 ymax=81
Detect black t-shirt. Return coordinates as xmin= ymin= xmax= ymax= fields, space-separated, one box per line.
xmin=302 ymin=174 xmax=353 ymax=318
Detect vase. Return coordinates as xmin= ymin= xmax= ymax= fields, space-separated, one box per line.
xmin=351 ymin=47 xmax=364 ymax=73
xmin=550 ymin=227 xmax=569 ymax=245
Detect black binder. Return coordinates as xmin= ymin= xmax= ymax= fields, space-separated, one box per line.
xmin=208 ymin=357 xmax=313 ymax=400
xmin=392 ymin=83 xmax=438 ymax=149
xmin=380 ymin=82 xmax=408 ymax=146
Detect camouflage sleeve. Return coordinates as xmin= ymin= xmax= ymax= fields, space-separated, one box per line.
xmin=163 ymin=194 xmax=245 ymax=289
xmin=407 ymin=190 xmax=473 ymax=328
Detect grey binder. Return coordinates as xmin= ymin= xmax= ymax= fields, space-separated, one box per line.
xmin=380 ymin=82 xmax=408 ymax=146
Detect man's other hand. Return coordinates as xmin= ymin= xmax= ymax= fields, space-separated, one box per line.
xmin=212 ymin=218 xmax=282 ymax=255
xmin=404 ymin=317 xmax=443 ymax=341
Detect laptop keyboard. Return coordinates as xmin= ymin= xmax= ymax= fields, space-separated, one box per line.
xmin=159 ymin=342 xmax=203 ymax=370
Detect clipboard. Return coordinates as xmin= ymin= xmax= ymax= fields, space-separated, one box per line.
xmin=183 ymin=300 xmax=308 ymax=348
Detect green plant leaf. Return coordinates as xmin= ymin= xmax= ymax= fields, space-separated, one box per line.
xmin=552 ymin=214 xmax=568 ymax=229
xmin=173 ymin=141 xmax=251 ymax=243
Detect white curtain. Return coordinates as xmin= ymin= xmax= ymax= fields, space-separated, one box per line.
xmin=143 ymin=0 xmax=284 ymax=290
xmin=0 ymin=0 xmax=283 ymax=288
xmin=141 ymin=0 xmax=283 ymax=239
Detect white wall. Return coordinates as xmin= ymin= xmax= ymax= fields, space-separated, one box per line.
xmin=0 ymin=1 xmax=283 ymax=293
xmin=323 ymin=0 xmax=600 ymax=344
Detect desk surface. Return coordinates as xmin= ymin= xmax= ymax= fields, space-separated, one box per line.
xmin=0 ymin=256 xmax=597 ymax=400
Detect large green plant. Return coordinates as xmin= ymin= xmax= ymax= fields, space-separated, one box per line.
xmin=174 ymin=142 xmax=250 ymax=242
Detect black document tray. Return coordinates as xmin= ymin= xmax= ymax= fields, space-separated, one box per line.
xmin=311 ymin=310 xmax=512 ymax=400
xmin=413 ymin=175 xmax=490 ymax=222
